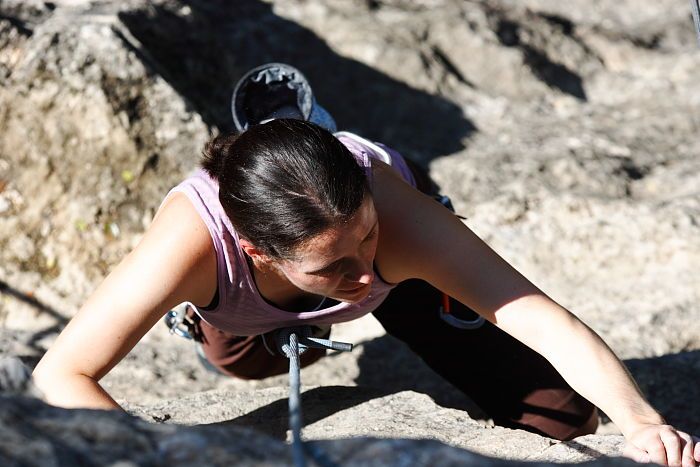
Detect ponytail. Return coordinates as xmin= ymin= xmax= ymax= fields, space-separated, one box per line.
xmin=201 ymin=133 xmax=240 ymax=181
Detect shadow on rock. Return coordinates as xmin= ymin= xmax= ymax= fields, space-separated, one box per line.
xmin=354 ymin=334 xmax=487 ymax=418
xmin=208 ymin=385 xmax=386 ymax=439
xmin=624 ymin=350 xmax=700 ymax=434
xmin=355 ymin=337 xmax=700 ymax=435
xmin=117 ymin=0 xmax=475 ymax=163
xmin=0 ymin=279 xmax=67 ymax=368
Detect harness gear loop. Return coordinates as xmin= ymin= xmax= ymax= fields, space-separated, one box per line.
xmin=439 ymin=293 xmax=486 ymax=330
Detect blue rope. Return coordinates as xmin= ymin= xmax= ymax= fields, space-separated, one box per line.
xmin=281 ymin=331 xmax=306 ymax=467
xmin=277 ymin=327 xmax=353 ymax=467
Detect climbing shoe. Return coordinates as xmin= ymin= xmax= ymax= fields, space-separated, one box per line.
xmin=231 ymin=62 xmax=336 ymax=132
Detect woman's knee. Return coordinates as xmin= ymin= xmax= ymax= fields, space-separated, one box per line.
xmin=502 ymin=391 xmax=599 ymax=441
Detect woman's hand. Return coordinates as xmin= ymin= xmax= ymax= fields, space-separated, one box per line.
xmin=623 ymin=423 xmax=700 ymax=467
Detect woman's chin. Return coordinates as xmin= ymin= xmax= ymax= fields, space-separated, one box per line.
xmin=334 ymin=283 xmax=371 ymax=303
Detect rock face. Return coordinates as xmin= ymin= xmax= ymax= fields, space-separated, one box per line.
xmin=0 ymin=357 xmax=635 ymax=466
xmin=0 ymin=393 xmax=638 ymax=467
xmin=1 ymin=0 xmax=699 ymax=465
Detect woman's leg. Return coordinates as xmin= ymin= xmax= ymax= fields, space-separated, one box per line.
xmin=372 ymin=279 xmax=598 ymax=441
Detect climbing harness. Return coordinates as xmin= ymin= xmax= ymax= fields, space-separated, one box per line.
xmin=275 ymin=326 xmax=353 ymax=467
xmin=439 ymin=293 xmax=485 ymax=330
xmin=164 ymin=293 xmax=483 ymax=467
xmin=692 ymin=0 xmax=700 ymax=44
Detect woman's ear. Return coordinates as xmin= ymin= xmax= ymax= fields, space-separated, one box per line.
xmin=239 ymin=238 xmax=273 ymax=267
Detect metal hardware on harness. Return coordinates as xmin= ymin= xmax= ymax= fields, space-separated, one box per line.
xmin=439 ymin=304 xmax=485 ymax=330
xmin=164 ymin=303 xmax=196 ymax=340
xmin=275 ymin=326 xmax=353 ymax=467
xmin=439 ymin=288 xmax=485 ymax=330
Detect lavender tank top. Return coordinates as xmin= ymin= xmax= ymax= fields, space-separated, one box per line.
xmin=160 ymin=132 xmax=417 ymax=336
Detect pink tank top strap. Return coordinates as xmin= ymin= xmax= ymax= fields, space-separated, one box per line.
xmin=334 ymin=131 xmax=417 ymax=188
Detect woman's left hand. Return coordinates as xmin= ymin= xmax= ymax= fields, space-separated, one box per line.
xmin=623 ymin=423 xmax=700 ymax=466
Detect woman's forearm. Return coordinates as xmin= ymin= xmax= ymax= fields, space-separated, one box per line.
xmin=495 ymin=294 xmax=664 ymax=437
xmin=543 ymin=316 xmax=663 ymax=436
xmin=32 ymin=370 xmax=123 ymax=411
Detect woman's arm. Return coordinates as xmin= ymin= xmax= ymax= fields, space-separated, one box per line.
xmin=372 ymin=163 xmax=699 ymax=466
xmin=32 ymin=193 xmax=217 ymax=410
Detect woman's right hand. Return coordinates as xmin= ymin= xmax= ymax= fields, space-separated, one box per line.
xmin=32 ymin=193 xmax=217 ymax=409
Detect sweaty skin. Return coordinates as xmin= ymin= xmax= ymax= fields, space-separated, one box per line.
xmin=33 ymin=160 xmax=699 ymax=467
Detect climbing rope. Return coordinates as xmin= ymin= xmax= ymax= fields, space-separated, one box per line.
xmin=692 ymin=0 xmax=700 ymax=45
xmin=275 ymin=326 xmax=353 ymax=467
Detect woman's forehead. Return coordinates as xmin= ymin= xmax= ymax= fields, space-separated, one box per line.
xmin=293 ymin=196 xmax=377 ymax=266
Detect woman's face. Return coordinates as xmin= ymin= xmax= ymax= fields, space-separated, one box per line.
xmin=278 ymin=195 xmax=379 ymax=303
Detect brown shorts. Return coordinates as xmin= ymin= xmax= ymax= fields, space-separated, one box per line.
xmin=197 ymin=320 xmax=328 ymax=380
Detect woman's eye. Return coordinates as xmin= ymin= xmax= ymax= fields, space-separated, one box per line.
xmin=364 ymin=228 xmax=378 ymax=241
xmin=316 ymin=262 xmax=341 ymax=276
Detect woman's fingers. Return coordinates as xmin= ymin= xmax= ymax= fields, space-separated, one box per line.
xmin=678 ymin=432 xmax=697 ymax=467
xmin=643 ymin=432 xmax=669 ymax=466
xmin=658 ymin=426 xmax=683 ymax=466
xmin=694 ymin=436 xmax=700 ymax=463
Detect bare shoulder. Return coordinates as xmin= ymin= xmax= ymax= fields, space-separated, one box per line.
xmin=370 ymin=160 xmax=450 ymax=284
xmin=152 ymin=191 xmax=204 ymax=227
xmin=144 ymin=191 xmax=218 ymax=307
xmin=371 ymin=160 xmax=540 ymax=321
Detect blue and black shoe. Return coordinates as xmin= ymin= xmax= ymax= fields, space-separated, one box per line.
xmin=231 ymin=62 xmax=337 ymax=132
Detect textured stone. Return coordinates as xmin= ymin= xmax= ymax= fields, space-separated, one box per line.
xmin=0 ymin=379 xmax=635 ymax=466
xmin=0 ymin=356 xmax=40 ymax=397
xmin=1 ymin=0 xmax=699 ymax=465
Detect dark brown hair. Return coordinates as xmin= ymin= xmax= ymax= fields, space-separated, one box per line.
xmin=201 ymin=119 xmax=370 ymax=259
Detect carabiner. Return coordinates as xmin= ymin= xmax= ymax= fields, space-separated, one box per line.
xmin=164 ymin=303 xmax=195 ymax=340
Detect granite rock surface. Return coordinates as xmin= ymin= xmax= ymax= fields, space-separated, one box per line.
xmin=1 ymin=0 xmax=698 ymax=465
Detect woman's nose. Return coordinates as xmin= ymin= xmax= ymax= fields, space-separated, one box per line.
xmin=345 ymin=259 xmax=374 ymax=284
xmin=355 ymin=270 xmax=374 ymax=285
